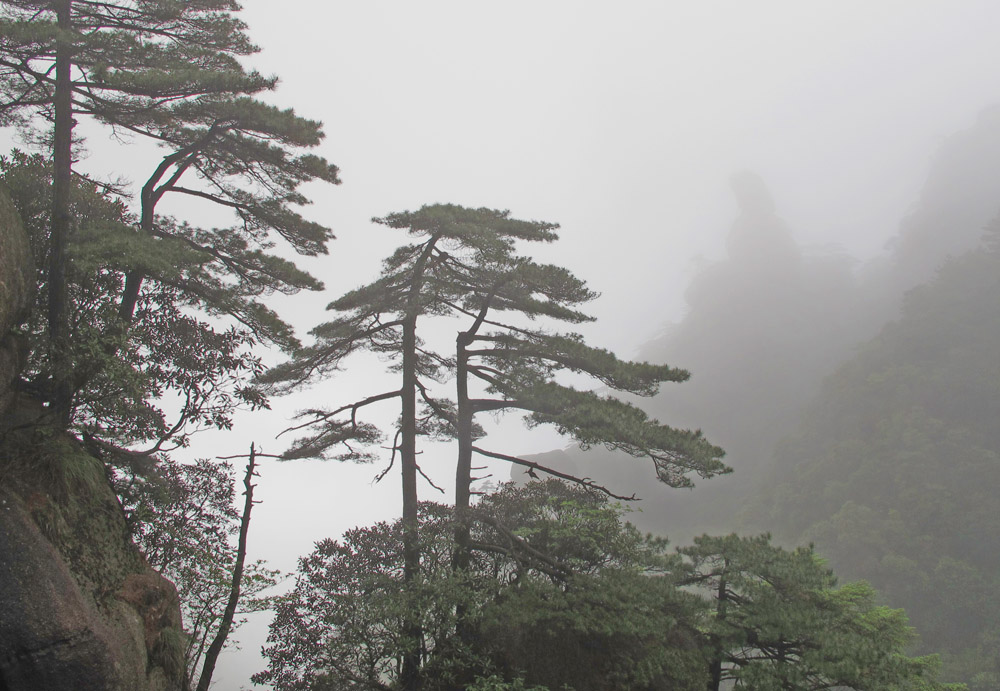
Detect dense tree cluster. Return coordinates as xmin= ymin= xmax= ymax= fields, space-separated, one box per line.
xmin=0 ymin=3 xmax=981 ymax=690
xmin=0 ymin=0 xmax=338 ymax=440
xmin=0 ymin=1 xmax=335 ymax=687
xmin=0 ymin=152 xmax=271 ymax=451
xmin=746 ymin=223 xmax=1000 ymax=689
xmin=255 ymin=480 xmax=958 ymax=691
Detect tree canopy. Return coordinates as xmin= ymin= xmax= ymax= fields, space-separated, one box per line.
xmin=0 ymin=2 xmax=335 ymax=685
xmin=264 ymin=202 xmax=726 ymax=509
xmin=255 ymin=480 xmax=959 ymax=691
xmin=0 ymin=0 xmax=339 ymax=425
xmin=744 ymin=224 xmax=1000 ymax=689
xmin=0 ymin=151 xmax=272 ymax=451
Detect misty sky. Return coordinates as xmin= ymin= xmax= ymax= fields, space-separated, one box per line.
xmin=5 ymin=1 xmax=1000 ymax=687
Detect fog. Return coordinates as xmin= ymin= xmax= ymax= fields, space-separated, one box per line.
xmin=190 ymin=3 xmax=1000 ymax=686
xmin=529 ymin=107 xmax=1000 ymax=539
xmin=6 ymin=1 xmax=1000 ymax=687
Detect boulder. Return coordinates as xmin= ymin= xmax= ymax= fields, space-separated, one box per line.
xmin=0 ymin=439 xmax=185 ymax=690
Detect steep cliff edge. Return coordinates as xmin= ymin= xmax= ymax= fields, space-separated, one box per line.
xmin=0 ymin=184 xmax=185 ymax=691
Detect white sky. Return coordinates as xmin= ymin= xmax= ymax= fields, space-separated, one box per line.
xmin=6 ymin=1 xmax=1000 ymax=687
xmin=225 ymin=3 xmax=1000 ymax=685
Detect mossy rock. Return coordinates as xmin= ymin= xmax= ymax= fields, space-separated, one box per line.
xmin=0 ymin=428 xmax=184 ymax=690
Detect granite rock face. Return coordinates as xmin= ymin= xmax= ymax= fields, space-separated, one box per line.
xmin=0 ymin=435 xmax=187 ymax=691
xmin=0 ymin=185 xmax=185 ymax=690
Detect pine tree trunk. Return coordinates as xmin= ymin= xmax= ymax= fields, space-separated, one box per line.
xmin=397 ymin=235 xmax=441 ymax=691
xmin=399 ymin=313 xmax=422 ymax=691
xmin=453 ymin=295 xmax=492 ymax=530
xmin=707 ymin=568 xmax=728 ymax=691
xmin=49 ymin=0 xmax=74 ymax=425
xmin=120 ymin=126 xmax=221 ymax=322
xmin=451 ymin=333 xmax=475 ymax=652
xmin=453 ymin=331 xmax=473 ymax=552
xmin=452 ymin=297 xmax=494 ymax=669
xmin=117 ymin=174 xmax=156 ymax=321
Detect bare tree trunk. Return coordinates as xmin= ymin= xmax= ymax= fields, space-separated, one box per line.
xmin=195 ymin=444 xmax=259 ymax=691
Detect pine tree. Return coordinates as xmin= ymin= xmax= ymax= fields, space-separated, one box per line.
xmin=263 ymin=205 xmax=560 ymax=690
xmin=0 ymin=0 xmax=338 ymax=422
xmin=0 ymin=151 xmax=269 ymax=452
xmin=435 ymin=216 xmax=727 ymax=583
xmin=679 ymin=534 xmax=963 ymax=690
xmin=448 ymin=258 xmax=728 ymax=504
xmin=264 ymin=203 xmax=727 ymax=689
xmin=117 ymin=94 xmax=340 ymax=343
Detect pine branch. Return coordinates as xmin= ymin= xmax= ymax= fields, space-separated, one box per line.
xmin=470 ymin=446 xmax=638 ymax=501
xmin=279 ymin=389 xmax=402 ymax=437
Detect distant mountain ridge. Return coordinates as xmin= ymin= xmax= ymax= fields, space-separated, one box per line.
xmin=512 ymin=107 xmax=1000 ymax=688
xmin=743 ymin=224 xmax=1000 ymax=687
xmin=516 ymin=106 xmax=1000 ymax=542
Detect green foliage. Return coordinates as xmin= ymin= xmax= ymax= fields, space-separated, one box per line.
xmin=435 ymin=205 xmax=727 ymax=496
xmin=679 ymin=534 xmax=961 ymax=690
xmin=260 ymin=205 xmax=570 ymax=458
xmin=265 ymin=203 xmax=724 ymax=495
xmin=475 ymin=480 xmax=661 ymax=574
xmin=256 ymin=482 xmax=954 ymax=691
xmin=1 ymin=152 xmax=269 ymax=449
xmin=477 ymin=571 xmax=705 ymax=691
xmin=511 ymin=381 xmax=724 ymax=487
xmin=0 ymin=5 xmax=329 ymax=689
xmin=0 ymin=0 xmax=269 ymax=133
xmin=120 ymin=93 xmax=340 ymax=351
xmin=113 ymin=455 xmax=280 ymax=688
xmin=477 ymin=332 xmax=688 ymax=397
xmin=0 ymin=0 xmax=336 ymax=435
xmin=254 ymin=504 xmax=478 ymax=691
xmin=260 ymin=204 xmax=725 ymax=691
xmin=744 ymin=228 xmax=1000 ymax=686
xmin=152 ymin=625 xmax=188 ymax=685
xmin=467 ymin=676 xmax=550 ymax=691
xmin=255 ymin=483 xmax=706 ymax=691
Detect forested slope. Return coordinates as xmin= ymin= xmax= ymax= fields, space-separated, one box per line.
xmin=512 ymin=111 xmax=1000 ymax=689
xmin=745 ymin=230 xmax=1000 ymax=688
xmin=518 ymin=108 xmax=1000 ymax=540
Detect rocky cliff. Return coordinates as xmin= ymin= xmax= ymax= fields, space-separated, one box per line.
xmin=0 ymin=184 xmax=185 ymax=691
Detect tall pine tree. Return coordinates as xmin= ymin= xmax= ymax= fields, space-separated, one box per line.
xmin=0 ymin=0 xmax=338 ymax=427
xmin=262 ymin=205 xmax=558 ymax=690
xmin=264 ymin=203 xmax=726 ymax=690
